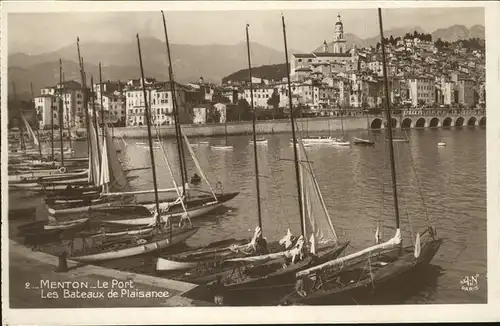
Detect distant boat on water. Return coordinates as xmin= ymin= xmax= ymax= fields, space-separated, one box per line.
xmin=353 ymin=137 xmax=375 ymax=146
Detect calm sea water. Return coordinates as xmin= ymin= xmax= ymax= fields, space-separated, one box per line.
xmin=11 ymin=126 xmax=487 ymax=304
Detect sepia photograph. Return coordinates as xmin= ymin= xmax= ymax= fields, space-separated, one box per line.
xmin=2 ymin=0 xmax=499 ymax=324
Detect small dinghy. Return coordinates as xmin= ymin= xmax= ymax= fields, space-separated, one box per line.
xmin=437 ymin=142 xmax=446 ymax=147
xmin=69 ymin=227 xmax=199 ymax=263
xmin=211 ymin=144 xmax=233 ymax=150
xmin=353 ymin=137 xmax=375 ymax=146
xmin=331 ymin=138 xmax=351 ymax=146
xmin=249 ymin=138 xmax=268 ymax=145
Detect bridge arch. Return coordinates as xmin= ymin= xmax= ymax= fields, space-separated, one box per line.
xmin=467 ymin=117 xmax=477 ymax=126
xmin=383 ymin=118 xmax=398 ymax=129
xmin=415 ymin=117 xmax=426 ymax=128
xmin=479 ymin=117 xmax=486 ymax=126
xmin=370 ymin=118 xmax=383 ymax=129
xmin=429 ymin=117 xmax=440 ymax=128
xmin=401 ymin=118 xmax=412 ymax=129
xmin=455 ymin=117 xmax=465 ymax=127
xmin=442 ymin=117 xmax=453 ymax=128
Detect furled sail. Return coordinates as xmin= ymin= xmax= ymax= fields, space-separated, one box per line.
xmin=88 ymin=120 xmax=100 ymax=184
xmin=295 ymin=122 xmax=338 ymax=246
xmin=104 ymin=125 xmax=128 ymax=191
xmin=296 ymin=229 xmax=402 ymax=277
xmin=223 ymin=235 xmax=305 ymax=264
xmin=99 ymin=131 xmax=110 ymax=187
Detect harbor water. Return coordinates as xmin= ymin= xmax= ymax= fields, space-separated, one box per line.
xmin=10 ymin=126 xmax=487 ymax=305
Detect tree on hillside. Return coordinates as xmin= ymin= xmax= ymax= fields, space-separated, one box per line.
xmin=266 ymin=89 xmax=281 ymax=119
xmin=206 ymin=107 xmax=221 ymax=123
xmin=233 ymin=98 xmax=251 ymax=122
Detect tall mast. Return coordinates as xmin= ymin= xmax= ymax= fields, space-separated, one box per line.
xmin=282 ymin=15 xmax=305 ymax=236
xmin=378 ymin=8 xmax=400 ymax=230
xmin=99 ymin=62 xmax=106 ymax=137
xmin=246 ymin=24 xmax=263 ymax=230
xmin=30 ymin=81 xmax=42 ymax=158
xmin=161 ymin=10 xmax=187 ymax=195
xmin=137 ymin=33 xmax=161 ymax=222
xmin=59 ymin=59 xmax=65 ymax=167
xmin=12 ymin=81 xmax=25 ymax=151
xmin=77 ymin=38 xmax=93 ymax=182
xmin=62 ymin=72 xmax=73 ymax=151
xmin=340 ymin=105 xmax=345 ymax=138
xmin=224 ymin=120 xmax=228 ymax=145
xmin=90 ymin=76 xmax=102 ymax=168
xmin=50 ymin=84 xmax=55 ymax=161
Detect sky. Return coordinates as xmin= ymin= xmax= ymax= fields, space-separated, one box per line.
xmin=7 ymin=6 xmax=485 ymax=55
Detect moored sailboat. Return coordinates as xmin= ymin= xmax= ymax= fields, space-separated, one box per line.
xmin=195 ymin=17 xmax=349 ymax=305
xmin=280 ymin=9 xmax=443 ymax=306
xmin=64 ymin=34 xmax=199 ymax=262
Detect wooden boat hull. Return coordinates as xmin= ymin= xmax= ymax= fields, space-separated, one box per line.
xmin=104 ymin=200 xmax=222 ymax=225
xmin=9 ymin=178 xmax=90 ymax=191
xmin=69 ymin=227 xmax=199 ymax=263
xmin=19 ymin=219 xmax=91 ymax=247
xmin=249 ymin=139 xmax=268 ymax=145
xmin=44 ymin=218 xmax=90 ymax=230
xmin=215 ymin=241 xmax=350 ymax=305
xmin=46 ymin=198 xmax=125 ymax=216
xmin=8 ymin=169 xmax=87 ymax=182
xmin=353 ymin=139 xmax=375 ymax=146
xmin=101 ymin=192 xmax=239 ymax=226
xmin=9 ymin=169 xmax=88 ymax=185
xmin=156 ymin=238 xmax=250 ymax=272
xmin=280 ymin=239 xmax=443 ymax=305
xmin=211 ymin=145 xmax=233 ymax=150
xmin=331 ymin=141 xmax=350 ymax=146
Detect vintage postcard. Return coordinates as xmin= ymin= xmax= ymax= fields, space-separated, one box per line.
xmin=1 ymin=0 xmax=499 ymax=324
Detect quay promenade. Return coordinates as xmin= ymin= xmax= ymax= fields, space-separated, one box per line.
xmin=111 ymin=108 xmax=486 ymax=139
xmin=8 ymin=240 xmax=214 ymax=308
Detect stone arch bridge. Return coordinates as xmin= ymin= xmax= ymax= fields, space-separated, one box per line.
xmin=366 ymin=108 xmax=486 ymax=130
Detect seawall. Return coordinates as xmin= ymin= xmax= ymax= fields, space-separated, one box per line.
xmin=113 ymin=116 xmax=369 ymax=139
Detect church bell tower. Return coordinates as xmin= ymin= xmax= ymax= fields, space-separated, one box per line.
xmin=333 ymin=14 xmax=347 ymax=54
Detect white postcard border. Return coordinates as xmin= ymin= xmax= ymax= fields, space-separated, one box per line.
xmin=1 ymin=1 xmax=499 ymax=324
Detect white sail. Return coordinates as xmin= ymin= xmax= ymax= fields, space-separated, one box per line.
xmin=296 ymin=229 xmax=402 ymax=277
xmin=88 ymin=123 xmax=100 ymax=185
xmin=295 ymin=122 xmax=338 ymax=245
xmin=21 ymin=114 xmax=39 ymax=146
xmin=103 ymin=125 xmax=128 ymax=191
xmin=99 ymin=131 xmax=110 ymax=187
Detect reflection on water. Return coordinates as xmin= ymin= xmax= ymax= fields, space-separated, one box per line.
xmin=11 ymin=127 xmax=487 ymax=304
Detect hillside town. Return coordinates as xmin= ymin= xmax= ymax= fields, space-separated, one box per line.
xmin=30 ymin=14 xmax=485 ymax=130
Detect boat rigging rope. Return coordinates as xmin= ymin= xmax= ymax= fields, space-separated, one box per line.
xmin=394 ymin=142 xmax=415 ymax=246
xmin=406 ymin=137 xmax=434 ymax=231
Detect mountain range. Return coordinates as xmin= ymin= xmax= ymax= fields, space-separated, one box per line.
xmin=9 ymin=24 xmax=484 ymax=98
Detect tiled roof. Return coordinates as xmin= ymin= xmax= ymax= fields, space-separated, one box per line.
xmin=293 ymin=53 xmax=316 ymax=58
xmin=313 ymin=52 xmax=352 ymax=57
